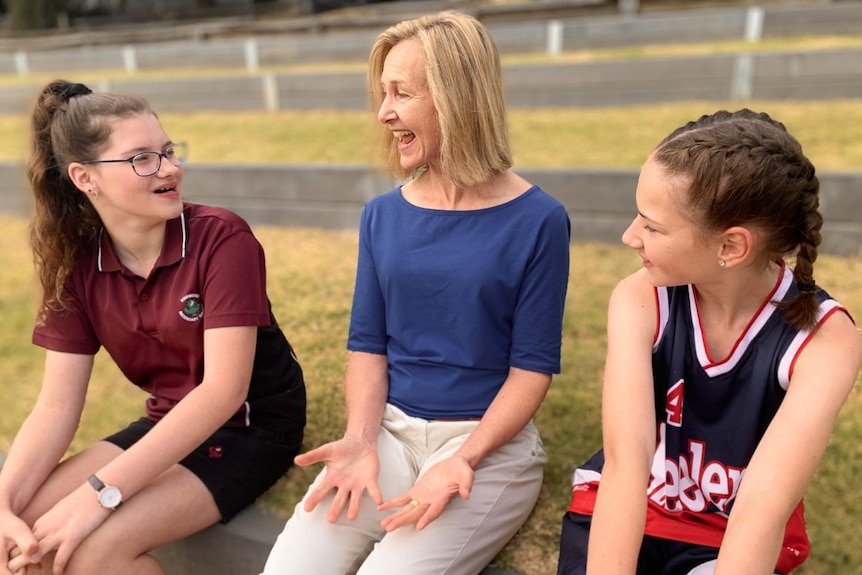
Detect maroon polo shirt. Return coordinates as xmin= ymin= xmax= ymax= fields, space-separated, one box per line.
xmin=33 ymin=203 xmax=274 ymax=422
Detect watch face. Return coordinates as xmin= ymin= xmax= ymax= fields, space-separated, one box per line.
xmin=99 ymin=486 xmax=123 ymax=509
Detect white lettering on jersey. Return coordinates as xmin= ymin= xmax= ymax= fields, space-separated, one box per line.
xmin=647 ymin=422 xmax=746 ymax=514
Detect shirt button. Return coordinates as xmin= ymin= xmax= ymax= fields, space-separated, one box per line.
xmin=140 ymin=292 xmax=150 ymax=301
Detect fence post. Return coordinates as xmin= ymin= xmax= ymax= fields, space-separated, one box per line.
xmin=14 ymin=51 xmax=28 ymax=76
xmin=122 ymin=45 xmax=138 ymax=73
xmin=731 ymin=7 xmax=764 ymax=100
xmin=546 ymin=20 xmax=564 ymax=56
xmin=730 ymin=53 xmax=755 ymax=100
xmin=262 ymin=74 xmax=279 ymax=111
xmin=245 ymin=39 xmax=259 ymax=72
xmin=744 ymin=6 xmax=765 ymax=42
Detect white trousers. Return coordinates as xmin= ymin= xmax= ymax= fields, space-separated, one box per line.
xmin=261 ymin=404 xmax=547 ymax=575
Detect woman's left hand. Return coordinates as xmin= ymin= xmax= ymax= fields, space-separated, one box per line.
xmin=7 ymin=484 xmax=110 ymax=575
xmin=378 ymin=454 xmax=474 ymax=532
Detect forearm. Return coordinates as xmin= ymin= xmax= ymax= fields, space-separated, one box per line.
xmin=586 ymin=466 xmax=648 ymax=575
xmin=93 ymin=325 xmax=256 ymax=498
xmin=343 ymin=351 xmax=388 ymax=445
xmin=714 ymin=512 xmax=784 ymax=575
xmin=454 ymin=367 xmax=550 ymax=469
xmin=90 ymin=376 xmax=247 ymax=500
xmin=713 ymin=457 xmax=810 ymax=574
xmin=0 ymin=404 xmax=80 ymax=514
xmin=712 ymin=315 xmax=861 ymax=575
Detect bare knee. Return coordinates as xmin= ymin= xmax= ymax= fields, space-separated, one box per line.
xmin=28 ymin=534 xmax=167 ymax=575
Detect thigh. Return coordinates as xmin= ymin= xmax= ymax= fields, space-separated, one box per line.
xmin=357 ymin=423 xmax=547 ymax=575
xmin=684 ymin=560 xmax=719 ymax=575
xmin=261 ymin=424 xmax=417 ymax=575
xmin=20 ymin=441 xmax=124 ymax=525
xmin=681 ymin=558 xmax=780 ymax=575
xmin=72 ymin=463 xmax=221 ymax=563
xmin=104 ymin=417 xmax=302 ymax=522
xmin=20 ymin=442 xmax=220 ymax=572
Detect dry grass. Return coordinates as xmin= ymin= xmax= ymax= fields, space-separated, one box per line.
xmin=0 ymin=214 xmax=859 ymax=574
xmin=3 ymin=100 xmax=862 ymax=171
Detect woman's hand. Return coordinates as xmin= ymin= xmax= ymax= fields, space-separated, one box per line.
xmin=378 ymin=454 xmax=473 ymax=532
xmin=6 ymin=484 xmax=110 ymax=575
xmin=295 ymin=435 xmax=383 ymax=524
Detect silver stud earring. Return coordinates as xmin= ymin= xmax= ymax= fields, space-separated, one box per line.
xmin=719 ymin=260 xmax=726 ymax=268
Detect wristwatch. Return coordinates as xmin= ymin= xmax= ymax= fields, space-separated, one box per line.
xmin=87 ymin=474 xmax=123 ymax=510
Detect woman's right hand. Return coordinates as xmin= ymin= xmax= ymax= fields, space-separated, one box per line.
xmin=0 ymin=510 xmax=40 ymax=575
xmin=294 ymin=435 xmax=383 ymax=523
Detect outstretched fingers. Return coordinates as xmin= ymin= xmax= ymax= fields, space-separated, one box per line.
xmin=378 ymin=495 xmax=437 ymax=532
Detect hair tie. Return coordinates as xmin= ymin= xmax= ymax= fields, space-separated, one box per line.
xmin=797 ymin=282 xmax=817 ymax=293
xmin=51 ymin=82 xmax=93 ymax=102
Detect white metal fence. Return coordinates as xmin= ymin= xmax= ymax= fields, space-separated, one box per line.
xmin=2 ymin=3 xmax=861 ymax=76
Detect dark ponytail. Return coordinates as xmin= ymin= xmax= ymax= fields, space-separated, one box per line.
xmin=28 ymin=80 xmax=152 ymax=317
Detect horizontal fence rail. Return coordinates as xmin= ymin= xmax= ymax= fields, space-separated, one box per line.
xmin=1 ymin=46 xmax=861 ymax=115
xmin=1 ymin=3 xmax=861 ymax=75
xmin=2 ymin=162 xmax=860 ymax=256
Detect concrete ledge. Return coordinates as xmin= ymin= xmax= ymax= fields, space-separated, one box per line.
xmin=1 ymin=162 xmax=860 ymax=256
xmin=152 ymin=504 xmax=282 ymax=575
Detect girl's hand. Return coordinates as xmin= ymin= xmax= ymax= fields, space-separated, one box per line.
xmin=7 ymin=484 xmax=110 ymax=575
xmin=1 ymin=510 xmax=40 ymax=575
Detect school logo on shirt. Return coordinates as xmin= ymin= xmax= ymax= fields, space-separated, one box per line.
xmin=179 ymin=293 xmax=204 ymax=322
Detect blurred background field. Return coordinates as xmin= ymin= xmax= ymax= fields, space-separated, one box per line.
xmin=1 ymin=4 xmax=862 ymax=568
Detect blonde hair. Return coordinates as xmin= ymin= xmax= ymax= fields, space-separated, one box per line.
xmin=367 ymin=11 xmax=512 ymax=188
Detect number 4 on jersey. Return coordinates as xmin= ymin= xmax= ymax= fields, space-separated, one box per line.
xmin=665 ymin=379 xmax=684 ymax=427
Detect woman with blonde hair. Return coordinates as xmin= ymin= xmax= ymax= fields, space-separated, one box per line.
xmin=262 ymin=11 xmax=571 ymax=575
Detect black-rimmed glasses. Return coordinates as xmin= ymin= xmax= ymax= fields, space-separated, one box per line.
xmin=79 ymin=143 xmax=187 ymax=177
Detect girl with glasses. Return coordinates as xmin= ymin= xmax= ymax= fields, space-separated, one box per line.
xmin=0 ymin=80 xmax=307 ymax=574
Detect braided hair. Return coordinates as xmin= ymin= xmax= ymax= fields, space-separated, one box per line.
xmin=654 ymin=109 xmax=822 ymax=330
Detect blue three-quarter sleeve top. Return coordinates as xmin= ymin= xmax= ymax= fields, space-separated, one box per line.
xmin=347 ymin=185 xmax=571 ymax=420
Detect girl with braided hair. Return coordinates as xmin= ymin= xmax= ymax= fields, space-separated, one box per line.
xmin=557 ymin=109 xmax=861 ymax=575
xmin=0 ymin=80 xmax=306 ymax=574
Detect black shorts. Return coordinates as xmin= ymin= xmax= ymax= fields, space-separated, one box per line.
xmin=104 ymin=417 xmax=303 ymax=523
xmin=557 ymin=511 xmax=725 ymax=575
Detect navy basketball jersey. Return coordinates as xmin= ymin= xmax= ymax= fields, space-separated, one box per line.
xmin=568 ymin=265 xmax=849 ymax=573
